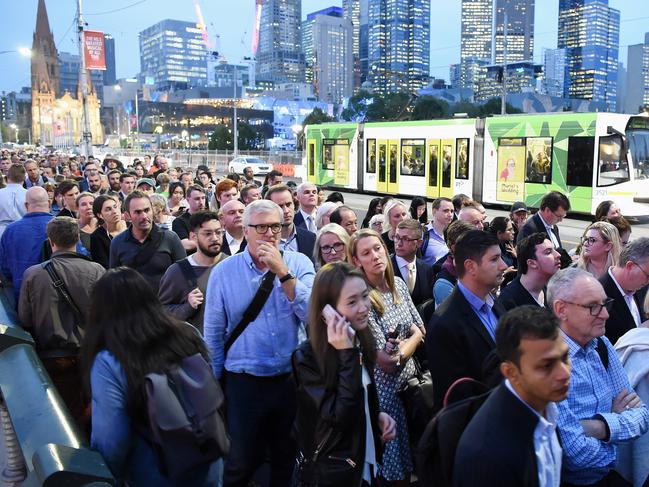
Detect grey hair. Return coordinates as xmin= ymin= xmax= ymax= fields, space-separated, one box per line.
xmin=149 ymin=193 xmax=167 ymax=210
xmin=619 ymin=237 xmax=649 ymax=266
xmin=316 ymin=201 xmax=339 ymax=228
xmin=243 ymin=199 xmax=283 ymax=226
xmin=547 ymin=267 xmax=595 ymax=307
xmin=296 ymin=181 xmax=316 ymax=196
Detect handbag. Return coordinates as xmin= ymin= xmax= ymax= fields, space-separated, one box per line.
xmin=397 ymin=354 xmax=434 ymax=448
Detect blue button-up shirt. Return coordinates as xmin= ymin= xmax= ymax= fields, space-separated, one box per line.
xmin=457 ymin=281 xmax=498 ymax=341
xmin=422 ymin=223 xmax=448 ymax=265
xmin=203 ymin=247 xmax=315 ymax=379
xmin=557 ymin=333 xmax=649 ymax=485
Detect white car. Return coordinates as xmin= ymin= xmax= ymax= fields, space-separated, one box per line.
xmin=228 ymin=156 xmax=272 ymax=175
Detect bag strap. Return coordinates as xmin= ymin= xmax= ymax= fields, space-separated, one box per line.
xmin=596 ymin=337 xmax=609 ymax=370
xmin=177 ymin=258 xmax=198 ymax=289
xmin=41 ymin=260 xmax=85 ymax=341
xmin=223 ymin=270 xmax=276 ymax=355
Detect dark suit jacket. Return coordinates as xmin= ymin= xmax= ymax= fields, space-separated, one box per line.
xmin=295 ymin=227 xmax=316 ymax=263
xmin=453 ymin=384 xmax=541 ymax=487
xmin=221 ymin=236 xmax=247 ymax=256
xmin=426 ymin=287 xmax=506 ymax=412
xmin=293 ymin=210 xmax=307 ymax=231
xmin=516 ymin=213 xmax=562 ymax=248
xmin=496 ymin=277 xmax=542 ymax=312
xmin=599 ymin=272 xmax=644 ymax=344
xmin=390 ymin=255 xmax=434 ymax=307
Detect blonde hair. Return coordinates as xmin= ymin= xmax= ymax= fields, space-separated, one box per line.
xmin=382 ymin=199 xmax=407 ymax=235
xmin=314 ymin=223 xmax=351 ymax=268
xmin=577 ymin=221 xmax=622 ymax=276
xmin=348 ymin=228 xmax=401 ymax=314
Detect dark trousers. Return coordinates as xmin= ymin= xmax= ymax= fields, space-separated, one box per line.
xmin=562 ymin=470 xmax=632 ymax=487
xmin=223 ymin=371 xmax=297 ymax=487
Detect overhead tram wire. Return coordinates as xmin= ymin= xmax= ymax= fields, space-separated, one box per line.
xmin=85 ymin=0 xmax=148 ymax=16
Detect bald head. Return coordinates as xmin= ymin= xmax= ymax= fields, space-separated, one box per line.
xmin=25 ymin=186 xmax=50 ymax=212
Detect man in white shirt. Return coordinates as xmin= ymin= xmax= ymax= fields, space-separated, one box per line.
xmin=219 ymin=199 xmax=246 ymax=256
xmin=294 ymin=182 xmax=318 ymax=233
xmin=454 ymin=305 xmax=569 ymax=487
xmin=422 ymin=197 xmax=454 ymax=265
xmin=391 ymin=218 xmax=434 ymax=306
xmin=599 ymin=237 xmax=649 ymax=344
xmin=0 ymin=164 xmax=28 ymax=238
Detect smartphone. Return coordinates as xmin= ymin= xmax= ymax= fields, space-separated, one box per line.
xmin=387 ymin=329 xmax=399 ymax=340
xmin=323 ymin=304 xmax=356 ymax=339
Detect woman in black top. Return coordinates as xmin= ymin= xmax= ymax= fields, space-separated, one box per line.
xmin=90 ymin=195 xmax=127 ymax=268
xmin=293 ymin=262 xmax=396 ymax=487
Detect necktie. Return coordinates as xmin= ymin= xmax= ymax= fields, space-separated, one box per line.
xmin=547 ymin=227 xmax=560 ymax=248
xmin=307 ymin=215 xmax=316 ymax=233
xmin=407 ymin=262 xmax=416 ymax=293
xmin=624 ymin=293 xmax=641 ymax=326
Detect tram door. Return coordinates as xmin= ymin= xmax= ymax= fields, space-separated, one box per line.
xmin=387 ymin=139 xmax=399 ymax=194
xmin=307 ymin=140 xmax=316 ymax=182
xmin=439 ymin=139 xmax=455 ymax=199
xmin=426 ymin=139 xmax=440 ymax=199
xmin=376 ymin=140 xmax=388 ymax=193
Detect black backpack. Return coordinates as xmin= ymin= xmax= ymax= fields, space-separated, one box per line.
xmin=142 ymin=353 xmax=230 ymax=480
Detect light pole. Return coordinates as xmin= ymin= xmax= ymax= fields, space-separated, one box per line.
xmin=292 ymin=124 xmax=302 ymax=158
xmin=9 ymin=124 xmax=18 ymax=143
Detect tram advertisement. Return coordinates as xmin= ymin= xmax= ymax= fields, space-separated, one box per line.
xmin=322 ymin=138 xmax=350 ymax=185
xmin=497 ymin=138 xmax=525 ymax=202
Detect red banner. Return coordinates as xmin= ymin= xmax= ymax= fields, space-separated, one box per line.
xmin=84 ymin=31 xmax=106 ymax=70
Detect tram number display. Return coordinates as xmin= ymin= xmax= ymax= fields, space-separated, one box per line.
xmin=323 ymin=138 xmax=350 ymax=185
xmin=497 ymin=138 xmax=526 ymax=202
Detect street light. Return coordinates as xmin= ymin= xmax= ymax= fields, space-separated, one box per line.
xmin=9 ymin=123 xmax=18 ymax=143
xmin=0 ymin=48 xmax=31 ymax=57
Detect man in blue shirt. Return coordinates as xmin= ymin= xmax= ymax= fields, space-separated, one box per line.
xmin=421 ymin=197 xmax=454 ymax=265
xmin=548 ymin=267 xmax=649 ymax=486
xmin=204 ymin=199 xmax=315 ymax=487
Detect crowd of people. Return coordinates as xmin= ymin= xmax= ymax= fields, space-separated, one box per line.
xmin=1 ymin=147 xmax=649 ymax=487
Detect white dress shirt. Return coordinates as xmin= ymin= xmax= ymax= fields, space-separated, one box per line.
xmin=537 ymin=213 xmax=560 ymax=248
xmin=225 ymin=230 xmax=242 ymax=255
xmin=395 ymin=255 xmax=416 ymax=291
xmin=0 ymin=183 xmax=27 ymax=238
xmin=608 ymin=267 xmax=642 ymax=326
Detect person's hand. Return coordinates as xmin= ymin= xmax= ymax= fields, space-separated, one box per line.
xmin=383 ymin=337 xmax=401 ymax=355
xmin=257 ymin=241 xmax=287 ymax=275
xmin=378 ymin=412 xmax=396 ymax=442
xmin=187 ymin=288 xmax=204 ymax=309
xmin=505 ymin=242 xmax=517 ymax=258
xmin=326 ymin=313 xmax=353 ymax=350
xmin=376 ymin=349 xmax=399 ymax=374
xmin=613 ymin=388 xmax=642 ymax=413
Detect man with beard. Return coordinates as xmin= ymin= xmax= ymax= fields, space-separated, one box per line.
xmin=159 ymin=211 xmax=225 ymax=333
xmin=107 ymin=170 xmax=122 ymax=193
xmin=426 ymin=230 xmax=509 ymax=412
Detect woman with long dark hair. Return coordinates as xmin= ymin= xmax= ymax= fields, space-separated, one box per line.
xmin=293 ymin=262 xmax=396 ymax=487
xmin=408 ymin=197 xmax=428 ymax=225
xmin=82 ymin=268 xmax=222 ymax=485
xmin=90 ymin=195 xmax=126 ymax=268
xmin=361 ymin=197 xmax=382 ymax=229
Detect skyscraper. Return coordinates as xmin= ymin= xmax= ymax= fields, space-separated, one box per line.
xmin=367 ymin=0 xmax=430 ymax=95
xmin=543 ymin=48 xmax=568 ymax=98
xmin=257 ymin=0 xmax=305 ymax=83
xmin=624 ymin=33 xmax=649 ymax=113
xmin=493 ymin=0 xmax=534 ymax=64
xmin=558 ymin=0 xmax=619 ymax=111
xmin=103 ymin=34 xmax=117 ymax=86
xmin=342 ymin=0 xmax=368 ymax=89
xmin=461 ymin=0 xmax=493 ymax=63
xmin=303 ymin=7 xmax=353 ymax=104
xmin=139 ymin=19 xmax=208 ymax=90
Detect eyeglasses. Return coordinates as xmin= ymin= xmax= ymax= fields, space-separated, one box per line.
xmin=552 ymin=210 xmax=567 ymax=220
xmin=632 ymin=261 xmax=649 ymax=281
xmin=321 ymin=242 xmax=345 ymax=254
xmin=198 ymin=230 xmax=224 ymax=238
xmin=581 ymin=236 xmax=603 ymax=246
xmin=248 ymin=223 xmax=282 ymax=234
xmin=394 ymin=234 xmax=420 ymax=243
xmin=563 ymin=298 xmax=615 ymax=316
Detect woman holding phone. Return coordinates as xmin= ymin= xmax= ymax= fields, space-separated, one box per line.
xmin=293 ymin=262 xmax=397 ymax=487
xmin=349 ymin=229 xmax=424 ymax=487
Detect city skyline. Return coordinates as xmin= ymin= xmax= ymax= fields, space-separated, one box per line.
xmin=0 ymin=0 xmax=643 ymax=93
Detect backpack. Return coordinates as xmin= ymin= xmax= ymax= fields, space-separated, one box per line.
xmin=142 ymin=353 xmax=230 ymax=480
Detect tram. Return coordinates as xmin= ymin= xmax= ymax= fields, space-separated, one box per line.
xmin=304 ymin=112 xmax=649 ymax=217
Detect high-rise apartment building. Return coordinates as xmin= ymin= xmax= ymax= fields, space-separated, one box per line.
xmin=558 ymin=0 xmax=619 ymax=111
xmin=58 ymin=51 xmax=105 ymax=102
xmin=367 ymin=0 xmax=430 ymax=95
xmin=624 ymin=33 xmax=649 ymax=113
xmin=493 ymin=0 xmax=534 ymax=64
xmin=461 ymin=0 xmax=493 ymax=64
xmin=543 ymin=48 xmax=568 ymax=97
xmin=139 ymin=19 xmax=208 ymax=90
xmin=303 ymin=7 xmax=353 ymax=104
xmin=257 ymin=0 xmax=305 ymax=83
xmin=103 ymin=34 xmax=117 ymax=86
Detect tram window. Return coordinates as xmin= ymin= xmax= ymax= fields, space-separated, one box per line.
xmin=566 ymin=136 xmax=594 ymax=187
xmin=525 ymin=137 xmax=553 ymax=183
xmin=322 ymin=138 xmax=349 ymax=172
xmin=456 ymin=139 xmax=469 ymax=179
xmin=378 ymin=144 xmax=387 ymax=183
xmin=323 ymin=141 xmax=335 ymax=170
xmin=627 ymin=130 xmax=649 ymax=179
xmin=597 ymin=135 xmax=629 ymax=187
xmin=308 ymin=143 xmax=315 ymax=175
xmin=389 ymin=144 xmax=398 ymax=183
xmin=367 ymin=139 xmax=377 ymax=173
xmin=442 ymin=144 xmax=452 ymax=188
xmin=428 ymin=143 xmax=438 ymax=187
xmin=401 ymin=139 xmax=425 ymax=176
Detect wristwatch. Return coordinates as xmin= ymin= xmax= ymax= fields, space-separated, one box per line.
xmin=279 ymin=272 xmax=295 ymax=283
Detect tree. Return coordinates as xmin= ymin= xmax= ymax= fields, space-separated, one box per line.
xmin=478 ymin=98 xmax=522 ymax=116
xmin=236 ymin=121 xmax=263 ymax=150
xmin=208 ymin=124 xmax=233 ymax=150
xmin=412 ymin=96 xmax=450 ymax=120
xmin=341 ymin=90 xmax=375 ymax=121
xmin=451 ymin=100 xmax=481 ymax=118
xmin=302 ymin=107 xmax=333 ymax=128
xmin=379 ymin=92 xmax=412 ymax=121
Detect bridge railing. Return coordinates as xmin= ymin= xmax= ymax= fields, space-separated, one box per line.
xmin=0 ymin=289 xmax=115 ymax=486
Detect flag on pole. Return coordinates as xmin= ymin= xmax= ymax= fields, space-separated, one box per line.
xmin=84 ymin=31 xmax=106 ymax=70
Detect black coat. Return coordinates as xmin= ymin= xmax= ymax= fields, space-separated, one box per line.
xmin=295 ymin=227 xmax=316 ymax=264
xmin=599 ymin=272 xmax=645 ymax=344
xmin=453 ymin=384 xmax=541 ymax=487
xmin=293 ymin=210 xmax=308 ymax=231
xmin=292 ymin=341 xmax=383 ymax=487
xmin=496 ymin=277 xmax=543 ymax=312
xmin=516 ymin=213 xmax=563 ymax=248
xmin=390 ymin=255 xmax=434 ymax=307
xmin=381 ymin=231 xmax=395 ymax=256
xmin=426 ymin=287 xmax=506 ymax=413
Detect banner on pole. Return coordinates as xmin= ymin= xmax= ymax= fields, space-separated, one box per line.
xmin=84 ymin=31 xmax=106 ymax=70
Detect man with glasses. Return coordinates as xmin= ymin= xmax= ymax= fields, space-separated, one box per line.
xmin=204 ymin=199 xmax=315 ymax=487
xmin=266 ymin=184 xmax=315 ymax=262
xmin=516 ymin=191 xmax=572 ymax=268
xmin=159 ymin=211 xmax=226 ymax=333
xmin=391 ymin=218 xmax=434 ymax=306
xmin=293 ymin=182 xmax=318 ymax=233
xmin=548 ymin=267 xmax=649 ymax=486
xmin=599 ymin=237 xmax=649 ymax=344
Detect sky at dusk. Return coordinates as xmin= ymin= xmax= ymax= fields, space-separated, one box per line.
xmin=0 ymin=0 xmax=645 ymax=93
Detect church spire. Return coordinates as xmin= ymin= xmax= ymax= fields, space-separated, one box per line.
xmin=32 ymin=0 xmax=60 ymax=96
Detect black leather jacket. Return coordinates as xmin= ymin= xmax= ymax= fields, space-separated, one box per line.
xmin=292 ymin=341 xmax=383 ymax=487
